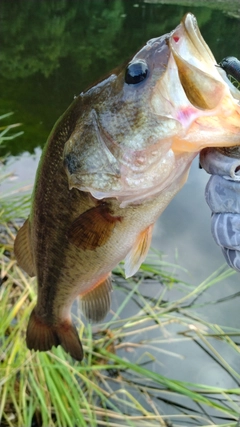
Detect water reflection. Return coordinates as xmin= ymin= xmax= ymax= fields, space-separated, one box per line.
xmin=145 ymin=0 xmax=240 ymax=18
xmin=0 ymin=0 xmax=239 ymax=156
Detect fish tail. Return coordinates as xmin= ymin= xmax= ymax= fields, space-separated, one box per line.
xmin=26 ymin=308 xmax=83 ymax=361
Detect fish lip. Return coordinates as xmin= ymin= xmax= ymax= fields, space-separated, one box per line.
xmin=182 ymin=13 xmax=212 ymax=60
xmin=169 ymin=12 xmax=215 ymax=65
xmin=181 ymin=13 xmax=200 ymax=50
xmin=167 ymin=12 xmax=228 ymax=111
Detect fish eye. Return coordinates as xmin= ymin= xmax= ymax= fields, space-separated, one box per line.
xmin=125 ymin=60 xmax=148 ymax=85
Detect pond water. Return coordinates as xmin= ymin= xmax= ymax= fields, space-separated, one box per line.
xmin=1 ymin=0 xmax=240 ymax=424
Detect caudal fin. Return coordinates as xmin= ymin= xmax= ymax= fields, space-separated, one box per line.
xmin=26 ymin=309 xmax=83 ymax=361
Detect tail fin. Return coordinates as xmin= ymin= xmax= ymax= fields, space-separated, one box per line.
xmin=26 ymin=309 xmax=83 ymax=361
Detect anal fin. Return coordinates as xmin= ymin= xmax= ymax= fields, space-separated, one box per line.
xmin=14 ymin=218 xmax=35 ymax=277
xmin=124 ymin=224 xmax=153 ymax=278
xmin=80 ymin=274 xmax=112 ymax=322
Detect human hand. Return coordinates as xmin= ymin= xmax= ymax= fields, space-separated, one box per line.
xmin=200 ymin=147 xmax=240 ymax=272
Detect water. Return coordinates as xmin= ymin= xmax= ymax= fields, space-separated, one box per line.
xmin=1 ymin=0 xmax=240 ymax=424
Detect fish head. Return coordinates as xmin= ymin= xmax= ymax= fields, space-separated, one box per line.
xmin=63 ymin=13 xmax=240 ymax=206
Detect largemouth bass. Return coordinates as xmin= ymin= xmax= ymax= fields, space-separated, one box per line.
xmin=14 ymin=13 xmax=240 ymax=361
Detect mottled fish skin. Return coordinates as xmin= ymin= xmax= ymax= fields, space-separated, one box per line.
xmin=14 ymin=13 xmax=240 ymax=361
xmin=15 ymin=101 xmax=91 ymax=360
xmin=14 ymin=91 xmax=187 ymax=361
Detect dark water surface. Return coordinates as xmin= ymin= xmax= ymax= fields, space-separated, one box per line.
xmin=1 ymin=0 xmax=240 ymax=424
xmin=0 ymin=0 xmax=239 ymax=156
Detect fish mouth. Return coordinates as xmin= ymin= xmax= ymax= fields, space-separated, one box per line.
xmin=177 ymin=13 xmax=214 ymax=64
xmin=168 ymin=13 xmax=225 ymax=110
xmin=150 ymin=12 xmax=240 ymax=154
xmin=64 ymin=13 xmax=240 ymax=205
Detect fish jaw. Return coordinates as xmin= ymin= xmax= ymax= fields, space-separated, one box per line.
xmin=160 ymin=13 xmax=240 ymax=153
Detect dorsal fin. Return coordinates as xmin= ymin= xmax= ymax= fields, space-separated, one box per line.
xmin=14 ymin=218 xmax=36 ymax=277
xmin=80 ymin=274 xmax=112 ymax=322
xmin=124 ymin=224 xmax=153 ymax=278
xmin=68 ymin=203 xmax=122 ymax=250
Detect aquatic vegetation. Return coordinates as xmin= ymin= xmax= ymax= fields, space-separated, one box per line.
xmin=0 ymin=113 xmax=23 ymax=146
xmin=0 ymin=113 xmax=31 ymax=223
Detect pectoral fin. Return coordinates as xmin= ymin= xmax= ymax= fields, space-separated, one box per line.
xmin=80 ymin=274 xmax=112 ymax=322
xmin=124 ymin=224 xmax=153 ymax=278
xmin=68 ymin=204 xmax=122 ymax=250
xmin=14 ymin=218 xmax=35 ymax=277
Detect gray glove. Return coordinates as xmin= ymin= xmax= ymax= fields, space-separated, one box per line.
xmin=200 ymin=147 xmax=240 ymax=272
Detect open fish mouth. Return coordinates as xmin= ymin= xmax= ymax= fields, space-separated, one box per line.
xmin=151 ymin=13 xmax=240 ymax=130
xmin=168 ymin=13 xmax=224 ymax=110
xmin=172 ymin=13 xmax=238 ymax=109
xmin=159 ymin=13 xmax=240 ymax=154
xmin=63 ymin=13 xmax=240 ymax=205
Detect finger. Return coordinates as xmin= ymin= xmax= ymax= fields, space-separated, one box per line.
xmin=200 ymin=147 xmax=240 ymax=180
xmin=221 ymin=247 xmax=240 ymax=272
xmin=205 ymin=175 xmax=240 ymax=213
xmin=211 ymin=213 xmax=240 ymax=249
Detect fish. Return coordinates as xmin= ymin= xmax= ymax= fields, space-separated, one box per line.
xmin=14 ymin=13 xmax=240 ymax=361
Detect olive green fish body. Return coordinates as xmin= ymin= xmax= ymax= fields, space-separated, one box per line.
xmin=14 ymin=13 xmax=240 ymax=361
xmin=14 ymin=101 xmax=92 ymax=359
xmin=15 ymin=91 xmax=187 ymax=360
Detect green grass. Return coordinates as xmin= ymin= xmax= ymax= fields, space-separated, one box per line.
xmin=1 ymin=118 xmax=240 ymax=426
xmin=229 ymin=76 xmax=240 ymax=91
xmin=0 ymin=112 xmax=23 ymax=144
xmin=1 ymin=224 xmax=240 ymax=426
xmin=0 ymin=113 xmax=31 ymax=223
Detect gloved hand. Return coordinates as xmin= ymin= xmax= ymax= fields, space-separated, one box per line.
xmin=200 ymin=147 xmax=240 ymax=272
